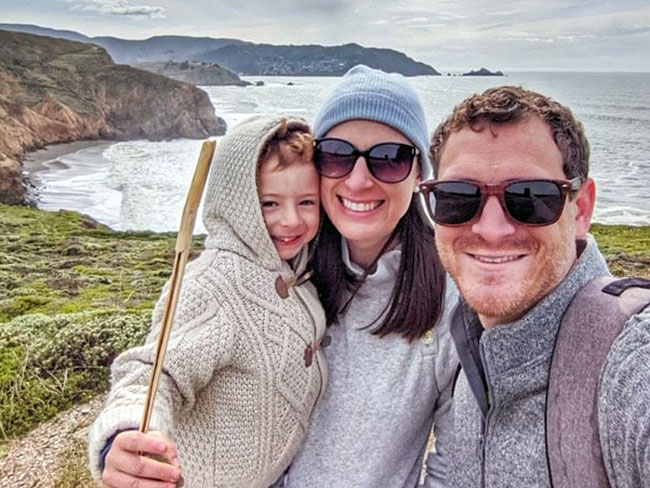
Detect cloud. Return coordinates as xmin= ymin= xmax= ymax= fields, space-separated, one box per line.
xmin=12 ymin=0 xmax=646 ymax=70
xmin=71 ymin=0 xmax=166 ymax=18
xmin=107 ymin=5 xmax=166 ymax=17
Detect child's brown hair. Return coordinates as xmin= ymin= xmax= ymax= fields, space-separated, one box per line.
xmin=259 ymin=118 xmax=313 ymax=171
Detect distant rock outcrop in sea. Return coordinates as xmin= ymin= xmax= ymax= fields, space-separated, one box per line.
xmin=135 ymin=60 xmax=250 ymax=86
xmin=0 ymin=24 xmax=439 ymax=77
xmin=0 ymin=30 xmax=226 ymax=205
xmin=462 ymin=67 xmax=504 ymax=76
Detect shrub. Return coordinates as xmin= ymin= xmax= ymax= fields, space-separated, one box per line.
xmin=0 ymin=310 xmax=150 ymax=441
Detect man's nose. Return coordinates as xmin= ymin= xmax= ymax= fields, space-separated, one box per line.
xmin=471 ymin=196 xmax=517 ymax=242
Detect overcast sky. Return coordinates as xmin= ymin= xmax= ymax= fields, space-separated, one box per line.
xmin=5 ymin=0 xmax=650 ymax=71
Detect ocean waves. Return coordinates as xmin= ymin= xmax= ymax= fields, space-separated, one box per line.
xmin=28 ymin=72 xmax=650 ymax=231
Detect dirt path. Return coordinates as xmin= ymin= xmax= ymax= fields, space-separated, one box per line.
xmin=0 ymin=396 xmax=105 ymax=488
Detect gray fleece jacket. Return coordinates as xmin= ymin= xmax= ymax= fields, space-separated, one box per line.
xmin=436 ymin=234 xmax=650 ymax=487
xmin=283 ymin=241 xmax=459 ymax=488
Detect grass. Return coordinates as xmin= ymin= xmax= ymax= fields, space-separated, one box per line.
xmin=590 ymin=223 xmax=650 ymax=278
xmin=0 ymin=203 xmax=204 ymax=444
xmin=0 ymin=204 xmax=203 ymax=323
xmin=0 ymin=311 xmax=150 ymax=441
xmin=0 ymin=203 xmax=649 ymax=487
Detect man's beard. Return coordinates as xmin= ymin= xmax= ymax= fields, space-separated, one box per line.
xmin=437 ymin=230 xmax=575 ymax=326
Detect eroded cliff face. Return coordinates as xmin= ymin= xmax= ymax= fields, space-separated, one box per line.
xmin=0 ymin=154 xmax=25 ymax=205
xmin=0 ymin=30 xmax=226 ymax=205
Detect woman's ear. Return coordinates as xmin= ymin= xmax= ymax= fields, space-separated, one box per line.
xmin=414 ymin=156 xmax=422 ymax=189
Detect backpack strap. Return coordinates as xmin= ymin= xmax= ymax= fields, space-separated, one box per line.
xmin=546 ymin=276 xmax=650 ymax=487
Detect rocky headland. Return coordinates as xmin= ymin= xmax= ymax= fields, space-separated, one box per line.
xmin=0 ymin=30 xmax=226 ymax=205
xmin=135 ymin=60 xmax=250 ymax=86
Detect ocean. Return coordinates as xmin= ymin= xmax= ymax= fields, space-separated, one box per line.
xmin=27 ymin=72 xmax=650 ymax=233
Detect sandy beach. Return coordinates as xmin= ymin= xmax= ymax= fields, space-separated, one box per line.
xmin=20 ymin=137 xmax=210 ymax=233
xmin=22 ymin=140 xmax=112 ymax=173
xmin=21 ymin=140 xmax=126 ymax=230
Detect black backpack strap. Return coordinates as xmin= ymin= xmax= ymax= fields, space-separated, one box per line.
xmin=546 ymin=276 xmax=650 ymax=488
xmin=451 ymin=362 xmax=463 ymax=398
xmin=602 ymin=277 xmax=650 ymax=296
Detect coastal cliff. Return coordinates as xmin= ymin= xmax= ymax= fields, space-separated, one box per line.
xmin=0 ymin=30 xmax=226 ymax=205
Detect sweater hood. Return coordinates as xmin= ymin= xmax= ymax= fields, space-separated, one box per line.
xmin=201 ymin=114 xmax=311 ymax=271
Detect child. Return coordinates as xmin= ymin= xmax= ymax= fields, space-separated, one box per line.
xmin=88 ymin=115 xmax=328 ymax=488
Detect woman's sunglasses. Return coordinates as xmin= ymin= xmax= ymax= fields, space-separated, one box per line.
xmin=418 ymin=177 xmax=583 ymax=226
xmin=314 ymin=138 xmax=418 ymax=184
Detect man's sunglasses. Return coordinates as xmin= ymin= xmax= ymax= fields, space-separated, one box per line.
xmin=418 ymin=177 xmax=583 ymax=226
xmin=314 ymin=138 xmax=418 ymax=184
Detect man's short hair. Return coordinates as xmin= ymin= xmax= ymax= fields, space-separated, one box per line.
xmin=430 ymin=86 xmax=590 ymax=181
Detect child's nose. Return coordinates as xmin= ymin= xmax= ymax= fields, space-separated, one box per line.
xmin=280 ymin=206 xmax=302 ymax=227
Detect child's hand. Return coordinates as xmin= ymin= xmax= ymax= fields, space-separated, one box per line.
xmin=102 ymin=430 xmax=182 ymax=488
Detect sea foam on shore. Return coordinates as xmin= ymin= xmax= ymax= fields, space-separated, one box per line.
xmin=27 ymin=139 xmax=210 ymax=233
xmin=25 ymin=137 xmax=650 ymax=231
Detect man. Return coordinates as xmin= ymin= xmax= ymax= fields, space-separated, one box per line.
xmin=419 ymin=86 xmax=650 ymax=487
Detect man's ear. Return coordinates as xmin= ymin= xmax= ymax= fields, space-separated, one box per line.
xmin=573 ymin=177 xmax=596 ymax=238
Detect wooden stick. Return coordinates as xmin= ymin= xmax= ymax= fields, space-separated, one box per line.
xmin=140 ymin=139 xmax=216 ymax=433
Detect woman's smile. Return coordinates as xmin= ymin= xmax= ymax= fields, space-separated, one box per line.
xmin=320 ymin=120 xmax=419 ymax=267
xmin=338 ymin=196 xmax=383 ymax=213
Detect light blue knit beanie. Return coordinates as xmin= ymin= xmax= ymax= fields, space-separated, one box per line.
xmin=313 ymin=64 xmax=432 ymax=180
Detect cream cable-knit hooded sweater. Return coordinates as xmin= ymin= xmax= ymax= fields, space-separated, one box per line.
xmin=88 ymin=115 xmax=328 ymax=488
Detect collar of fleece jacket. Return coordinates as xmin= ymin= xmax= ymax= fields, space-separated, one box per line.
xmin=201 ymin=114 xmax=311 ymax=271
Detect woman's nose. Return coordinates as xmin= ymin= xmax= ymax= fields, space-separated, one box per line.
xmin=344 ymin=156 xmax=375 ymax=190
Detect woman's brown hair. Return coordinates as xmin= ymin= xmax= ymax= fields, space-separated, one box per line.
xmin=311 ymin=198 xmax=447 ymax=342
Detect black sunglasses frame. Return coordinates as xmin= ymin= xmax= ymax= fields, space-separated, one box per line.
xmin=417 ymin=176 xmax=583 ymax=227
xmin=313 ymin=138 xmax=419 ymax=184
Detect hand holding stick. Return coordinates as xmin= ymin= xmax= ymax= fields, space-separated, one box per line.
xmin=140 ymin=139 xmax=216 ymax=433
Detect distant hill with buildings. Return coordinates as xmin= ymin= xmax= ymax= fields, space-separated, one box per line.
xmin=0 ymin=23 xmax=440 ymax=76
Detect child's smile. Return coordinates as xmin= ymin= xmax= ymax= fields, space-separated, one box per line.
xmin=260 ymin=157 xmax=320 ymax=261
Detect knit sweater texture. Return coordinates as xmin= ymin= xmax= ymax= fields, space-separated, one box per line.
xmin=87 ymin=115 xmax=328 ymax=488
xmin=442 ymin=234 xmax=650 ymax=487
xmin=283 ymin=241 xmax=459 ymax=488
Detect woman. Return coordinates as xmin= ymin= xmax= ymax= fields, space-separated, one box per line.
xmin=281 ymin=65 xmax=459 ymax=487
